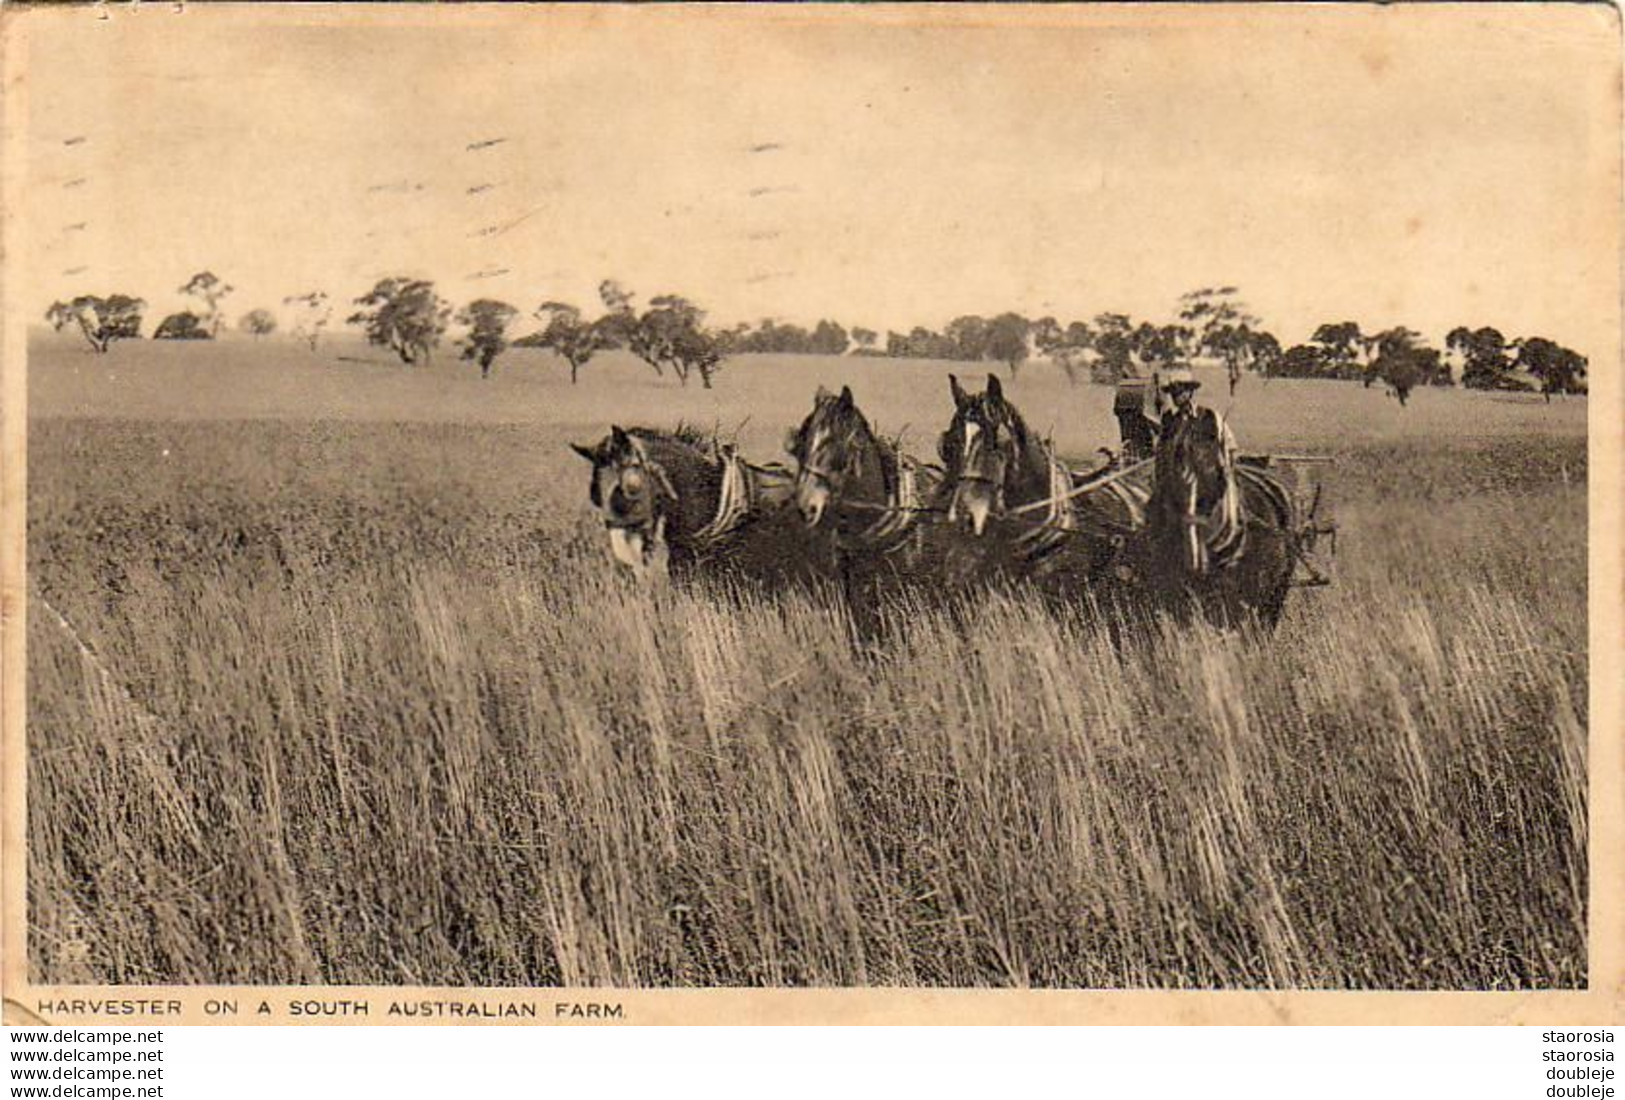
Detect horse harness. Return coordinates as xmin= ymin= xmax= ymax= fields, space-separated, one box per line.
xmin=1001 ymin=454 xmax=1153 ymax=559
xmin=851 ymin=454 xmax=939 ymax=553
xmin=1163 ymin=412 xmax=1252 ymax=572
xmin=689 ymin=446 xmax=756 ymax=548
xmin=608 ymin=442 xmax=777 ymax=552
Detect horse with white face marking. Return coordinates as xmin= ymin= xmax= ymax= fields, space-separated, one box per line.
xmin=938 ymin=374 xmax=1146 ymax=599
xmin=785 ymin=385 xmax=952 ymax=637
xmin=572 ymin=425 xmax=829 ymax=590
xmin=1130 ymin=405 xmax=1298 ymax=629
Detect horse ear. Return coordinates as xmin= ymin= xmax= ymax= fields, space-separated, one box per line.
xmin=837 ymin=385 xmax=854 ymax=408
xmin=814 ymin=384 xmax=832 ymax=402
xmin=949 ymin=374 xmax=970 ymax=409
xmin=570 ymin=442 xmax=598 ymax=463
xmin=610 ymin=425 xmax=631 ymax=449
xmin=986 ymin=374 xmax=1004 ymax=402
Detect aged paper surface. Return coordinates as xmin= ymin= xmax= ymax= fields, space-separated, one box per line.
xmin=2 ymin=3 xmax=1620 ymax=1024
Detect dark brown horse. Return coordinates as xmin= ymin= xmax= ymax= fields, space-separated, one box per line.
xmin=938 ymin=374 xmax=1146 ymax=597
xmin=1130 ymin=407 xmax=1297 ymax=629
xmin=785 ymin=385 xmax=950 ymax=636
xmin=571 ymin=425 xmax=828 ymax=590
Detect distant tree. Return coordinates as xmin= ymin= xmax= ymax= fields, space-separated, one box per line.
xmin=1381 ymin=354 xmax=1421 ymax=405
xmin=945 ymin=315 xmax=991 ymax=362
xmin=154 ymin=311 xmax=213 ymax=340
xmin=808 ymin=319 xmax=850 ymax=356
xmin=50 ymin=294 xmax=144 ymax=352
xmin=883 ymin=325 xmax=961 ymax=360
xmin=178 ymin=270 xmax=234 ymax=335
xmin=239 ymin=309 xmax=277 ymax=340
xmin=1370 ymin=328 xmax=1444 ymax=406
xmin=1353 ymin=334 xmax=1383 ymax=387
xmin=594 ymin=279 xmax=647 ymax=369
xmin=629 ymin=295 xmax=710 ymax=382
xmin=455 ymin=299 xmax=519 ymax=379
xmin=1180 ymin=288 xmax=1263 ymax=393
xmin=746 ymin=319 xmax=817 ymax=355
xmin=1029 ymin=317 xmax=1085 ymax=384
xmin=529 ymin=301 xmax=617 ymax=385
xmin=347 ymin=278 xmax=451 ymax=365
xmin=984 ymin=312 xmax=1031 ymax=376
xmin=849 ymin=326 xmax=878 ymax=353
xmin=1310 ymin=322 xmax=1364 ymax=381
xmin=1029 ymin=316 xmax=1062 ymax=355
xmin=1271 ymin=344 xmax=1328 ymax=379
xmin=1412 ymin=345 xmax=1447 ymax=388
xmin=931 ymin=326 xmax=963 ymax=360
xmin=1514 ymin=337 xmax=1588 ymax=402
xmin=282 ymin=291 xmax=333 ymax=351
xmin=1051 ymin=323 xmax=1096 ymax=386
xmin=1212 ymin=324 xmax=1271 ymax=393
xmin=1373 ymin=328 xmax=1420 ymax=404
xmin=672 ymin=323 xmax=726 ymax=389
xmin=1249 ymin=331 xmax=1283 ymax=376
xmin=1448 ymin=326 xmax=1521 ymax=391
xmin=1165 ymin=323 xmax=1197 ymax=360
xmin=1130 ymin=321 xmax=1181 ymax=375
xmin=1091 ymin=313 xmax=1135 ymax=382
xmin=1178 ymin=288 xmax=1258 ymax=354
xmin=47 ymin=299 xmax=100 ymax=349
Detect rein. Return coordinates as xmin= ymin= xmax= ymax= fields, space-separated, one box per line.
xmin=1006 ymin=457 xmax=1154 ymax=518
xmin=808 ymin=443 xmax=941 ymax=550
xmin=852 ymin=454 xmax=931 ymax=545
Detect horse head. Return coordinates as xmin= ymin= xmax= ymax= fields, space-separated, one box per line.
xmin=1151 ymin=409 xmax=1234 ymax=576
xmin=941 ymin=373 xmax=1033 ymax=536
xmin=785 ymin=384 xmax=888 ymax=529
xmin=570 ymin=425 xmax=676 ymax=575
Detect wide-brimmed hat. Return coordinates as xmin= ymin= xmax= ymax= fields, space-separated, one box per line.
xmin=1160 ymin=367 xmax=1200 ymax=390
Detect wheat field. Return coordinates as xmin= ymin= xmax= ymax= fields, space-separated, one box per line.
xmin=26 ymin=334 xmax=1588 ymax=988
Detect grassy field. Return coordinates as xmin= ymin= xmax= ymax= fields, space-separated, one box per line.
xmin=26 ymin=333 xmax=1588 ymax=988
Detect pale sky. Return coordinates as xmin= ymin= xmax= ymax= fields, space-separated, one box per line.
xmin=19 ymin=4 xmax=1620 ymax=356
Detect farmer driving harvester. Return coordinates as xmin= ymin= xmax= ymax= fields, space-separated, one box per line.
xmin=1155 ymin=366 xmax=1206 ymax=441
xmin=1113 ymin=366 xmax=1212 ymax=462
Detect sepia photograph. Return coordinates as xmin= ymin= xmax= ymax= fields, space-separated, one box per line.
xmin=3 ymin=3 xmax=1619 ymax=1021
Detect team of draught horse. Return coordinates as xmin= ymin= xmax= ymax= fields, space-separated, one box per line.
xmin=572 ymin=374 xmax=1313 ymax=637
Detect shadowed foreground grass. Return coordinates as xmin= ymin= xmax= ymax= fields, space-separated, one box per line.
xmin=27 ymin=420 xmax=1586 ymax=987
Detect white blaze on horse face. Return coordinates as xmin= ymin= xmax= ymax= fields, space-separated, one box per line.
xmin=949 ymin=479 xmax=994 ymax=536
xmin=608 ymin=527 xmax=647 ymax=574
xmin=798 ymin=478 xmax=830 ymax=527
xmin=797 ymin=425 xmax=833 ymax=526
xmin=953 ymin=420 xmax=997 ymax=536
xmin=965 ymin=493 xmax=992 ymax=537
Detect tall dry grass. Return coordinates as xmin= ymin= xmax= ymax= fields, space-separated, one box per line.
xmin=26 ymin=417 xmax=1587 ymax=988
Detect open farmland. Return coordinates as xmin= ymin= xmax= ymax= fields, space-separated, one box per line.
xmin=27 ymin=333 xmax=1588 ymax=988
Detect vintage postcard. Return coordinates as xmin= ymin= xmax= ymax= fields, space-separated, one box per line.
xmin=1 ymin=3 xmax=1619 ymax=1025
